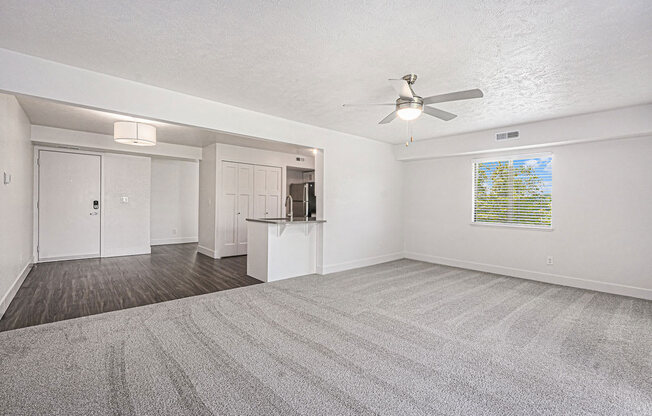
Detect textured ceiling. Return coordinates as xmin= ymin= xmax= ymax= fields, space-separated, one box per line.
xmin=17 ymin=95 xmax=315 ymax=155
xmin=1 ymin=0 xmax=651 ymax=144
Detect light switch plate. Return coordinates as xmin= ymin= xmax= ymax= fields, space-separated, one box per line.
xmin=3 ymin=172 xmax=11 ymax=185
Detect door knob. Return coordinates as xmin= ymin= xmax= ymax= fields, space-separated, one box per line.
xmin=90 ymin=212 xmax=98 ymax=216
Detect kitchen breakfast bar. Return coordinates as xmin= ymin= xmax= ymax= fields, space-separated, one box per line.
xmin=246 ymin=217 xmax=326 ymax=282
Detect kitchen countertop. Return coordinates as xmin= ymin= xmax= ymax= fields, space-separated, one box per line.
xmin=246 ymin=217 xmax=327 ymax=224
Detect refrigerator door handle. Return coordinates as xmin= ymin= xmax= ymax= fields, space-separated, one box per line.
xmin=305 ymin=184 xmax=309 ymax=216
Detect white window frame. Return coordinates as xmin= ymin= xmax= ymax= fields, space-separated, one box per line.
xmin=471 ymin=152 xmax=553 ymax=230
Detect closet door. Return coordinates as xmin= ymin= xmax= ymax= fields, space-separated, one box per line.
xmin=253 ymin=165 xmax=282 ymax=218
xmin=220 ymin=162 xmax=238 ymax=256
xmin=236 ymin=164 xmax=253 ymax=255
xmin=253 ymin=166 xmax=268 ymax=218
xmin=265 ymin=167 xmax=282 ymax=218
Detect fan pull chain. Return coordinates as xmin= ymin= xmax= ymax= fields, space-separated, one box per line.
xmin=405 ymin=121 xmax=413 ymax=147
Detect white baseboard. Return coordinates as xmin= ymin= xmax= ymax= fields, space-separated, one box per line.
xmin=102 ymin=246 xmax=151 ymax=258
xmin=150 ymin=237 xmax=198 ymax=246
xmin=38 ymin=253 xmax=99 ymax=262
xmin=0 ymin=260 xmax=33 ymax=319
xmin=405 ymin=251 xmax=652 ymax=300
xmin=197 ymin=245 xmax=219 ymax=258
xmin=321 ymin=252 xmax=404 ymax=275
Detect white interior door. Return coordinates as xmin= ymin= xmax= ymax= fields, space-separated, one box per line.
xmin=220 ymin=161 xmax=238 ymax=256
xmin=38 ymin=150 xmax=101 ymax=261
xmin=236 ymin=164 xmax=253 ymax=255
xmin=253 ymin=166 xmax=268 ymax=218
xmin=221 ymin=161 xmax=253 ymax=257
xmin=254 ymin=165 xmax=282 ymax=218
xmin=265 ymin=167 xmax=281 ymax=218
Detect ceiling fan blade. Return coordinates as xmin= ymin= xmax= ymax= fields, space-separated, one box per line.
xmin=422 ymin=89 xmax=484 ymax=105
xmin=379 ymin=111 xmax=398 ymax=124
xmin=388 ymin=79 xmax=414 ymax=99
xmin=423 ymin=106 xmax=457 ymax=121
xmin=342 ymin=103 xmax=395 ymax=107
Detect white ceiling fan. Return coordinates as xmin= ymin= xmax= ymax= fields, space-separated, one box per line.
xmin=343 ymin=74 xmax=483 ymax=125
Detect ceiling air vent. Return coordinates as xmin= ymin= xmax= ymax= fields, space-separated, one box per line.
xmin=496 ymin=130 xmax=519 ymax=141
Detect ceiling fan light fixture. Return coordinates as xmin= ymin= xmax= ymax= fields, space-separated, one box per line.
xmin=342 ymin=73 xmax=483 ymax=125
xmin=396 ymin=107 xmax=422 ymax=121
xmin=114 ymin=121 xmax=157 ymax=146
xmin=395 ymin=96 xmax=424 ymax=121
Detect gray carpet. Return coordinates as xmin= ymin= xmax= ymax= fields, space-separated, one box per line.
xmin=0 ymin=260 xmax=650 ymax=415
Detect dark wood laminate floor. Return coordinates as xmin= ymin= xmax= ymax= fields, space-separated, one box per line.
xmin=0 ymin=243 xmax=261 ymax=332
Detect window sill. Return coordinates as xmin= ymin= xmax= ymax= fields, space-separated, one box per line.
xmin=470 ymin=222 xmax=554 ymax=231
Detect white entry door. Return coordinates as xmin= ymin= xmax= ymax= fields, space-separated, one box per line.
xmin=38 ymin=150 xmax=101 ymax=261
xmin=254 ymin=166 xmax=282 ymax=218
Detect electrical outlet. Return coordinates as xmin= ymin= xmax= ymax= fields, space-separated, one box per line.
xmin=172 ymin=228 xmax=177 ymax=236
xmin=546 ymin=256 xmax=554 ymax=265
xmin=120 ymin=196 xmax=129 ymax=204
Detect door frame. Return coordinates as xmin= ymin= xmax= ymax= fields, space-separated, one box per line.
xmin=33 ymin=146 xmax=104 ymax=262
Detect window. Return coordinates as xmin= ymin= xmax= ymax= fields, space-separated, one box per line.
xmin=473 ymin=154 xmax=552 ymax=228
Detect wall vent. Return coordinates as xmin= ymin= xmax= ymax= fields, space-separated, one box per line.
xmin=496 ymin=130 xmax=519 ymax=141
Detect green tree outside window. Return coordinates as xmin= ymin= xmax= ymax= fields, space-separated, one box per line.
xmin=474 ymin=155 xmax=552 ymax=227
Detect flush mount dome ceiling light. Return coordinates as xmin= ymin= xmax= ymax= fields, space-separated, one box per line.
xmin=114 ymin=121 xmax=157 ymax=146
xmin=343 ymin=73 xmax=483 ymax=124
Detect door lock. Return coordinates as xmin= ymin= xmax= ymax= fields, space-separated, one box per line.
xmin=93 ymin=200 xmax=99 ymax=209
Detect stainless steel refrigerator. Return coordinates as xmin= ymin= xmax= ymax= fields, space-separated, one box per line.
xmin=289 ymin=182 xmax=316 ymax=217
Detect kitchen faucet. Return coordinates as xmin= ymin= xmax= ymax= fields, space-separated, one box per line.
xmin=285 ymin=195 xmax=293 ymax=220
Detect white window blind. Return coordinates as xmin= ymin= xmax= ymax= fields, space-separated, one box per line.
xmin=473 ymin=154 xmax=552 ymax=228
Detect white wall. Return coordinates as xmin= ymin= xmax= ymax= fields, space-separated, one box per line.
xmin=0 ymin=93 xmax=33 ymax=317
xmin=0 ymin=49 xmax=405 ymax=274
xmin=321 ymin=137 xmax=403 ymax=273
xmin=403 ymin=135 xmax=652 ymax=300
xmin=151 ymin=158 xmax=198 ymax=245
xmin=102 ymin=153 xmax=151 ymax=257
